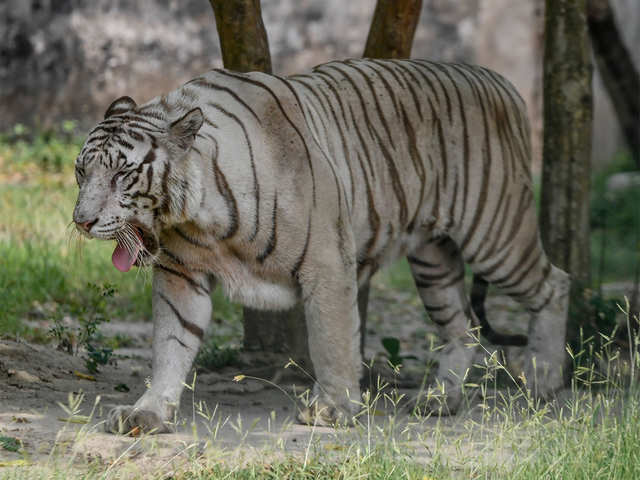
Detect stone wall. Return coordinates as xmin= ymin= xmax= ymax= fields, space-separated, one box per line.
xmin=1 ymin=0 xmax=637 ymax=166
xmin=0 ymin=0 xmax=478 ymax=130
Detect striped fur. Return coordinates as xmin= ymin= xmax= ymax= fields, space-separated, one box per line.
xmin=73 ymin=59 xmax=569 ymax=432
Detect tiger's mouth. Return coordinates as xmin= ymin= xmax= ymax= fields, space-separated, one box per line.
xmin=112 ymin=225 xmax=159 ymax=272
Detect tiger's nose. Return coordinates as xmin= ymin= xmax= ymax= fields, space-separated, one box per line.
xmin=77 ymin=218 xmax=98 ymax=232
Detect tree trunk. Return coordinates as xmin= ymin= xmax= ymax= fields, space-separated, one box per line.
xmin=363 ymin=0 xmax=423 ymax=59
xmin=540 ymin=0 xmax=593 ymax=342
xmin=209 ymin=0 xmax=271 ymax=73
xmin=587 ymin=0 xmax=640 ymax=169
xmin=530 ymin=0 xmax=546 ymax=168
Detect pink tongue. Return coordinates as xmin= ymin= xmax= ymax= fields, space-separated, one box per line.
xmin=112 ymin=230 xmax=143 ymax=272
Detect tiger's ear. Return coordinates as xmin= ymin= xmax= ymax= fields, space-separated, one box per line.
xmin=168 ymin=108 xmax=203 ymax=151
xmin=104 ymin=96 xmax=137 ymax=119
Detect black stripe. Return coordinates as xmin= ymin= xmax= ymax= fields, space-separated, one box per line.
xmin=490 ymin=233 xmax=540 ymax=287
xmin=291 ymin=215 xmax=312 ymax=278
xmin=215 ymin=70 xmax=317 ymax=205
xmin=158 ymin=292 xmax=204 ymax=340
xmin=135 ymin=109 xmax=165 ymax=121
xmin=290 ymin=77 xmax=357 ymax=209
xmin=401 ymin=99 xmax=427 ymax=230
xmin=387 ymin=61 xmax=424 ymax=122
xmin=528 ymin=290 xmax=554 ymax=314
xmin=207 ymin=102 xmax=260 ymax=241
xmin=275 ymin=77 xmax=346 ymax=218
xmin=161 ymin=248 xmax=186 ymax=266
xmin=352 ymin=120 xmax=381 ymax=259
xmin=116 ymin=138 xmax=134 ymax=150
xmin=439 ymin=64 xmax=472 ymax=232
xmin=498 ymin=250 xmax=543 ymax=291
xmin=409 ymin=60 xmax=452 ymax=122
xmin=156 ymin=264 xmax=210 ymax=296
xmin=211 ymin=148 xmax=239 ymax=240
xmin=257 ymin=193 xmax=278 ymax=263
xmin=189 ymin=78 xmax=262 ymax=125
xmin=407 ymin=255 xmax=440 ymax=269
xmin=473 ymin=193 xmax=513 ymax=264
xmin=403 ymin=61 xmax=443 ymax=111
xmin=167 ymin=335 xmax=190 ymax=349
xmin=174 ymin=227 xmax=213 ymax=250
xmin=345 ymin=60 xmax=397 ymax=146
xmin=159 ymin=162 xmax=171 ymax=215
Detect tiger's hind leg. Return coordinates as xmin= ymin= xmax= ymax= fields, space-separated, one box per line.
xmin=464 ymin=205 xmax=570 ymax=399
xmin=408 ymin=236 xmax=478 ymax=415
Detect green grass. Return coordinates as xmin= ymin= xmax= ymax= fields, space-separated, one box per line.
xmin=0 ymin=127 xmax=241 ymax=341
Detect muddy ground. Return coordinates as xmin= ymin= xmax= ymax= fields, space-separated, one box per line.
xmin=0 ymin=283 xmax=633 ymax=473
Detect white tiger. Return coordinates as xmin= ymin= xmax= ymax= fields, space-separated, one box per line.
xmin=72 ymin=59 xmax=569 ymax=433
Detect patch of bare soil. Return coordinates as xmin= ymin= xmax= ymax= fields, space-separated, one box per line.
xmin=0 ymin=287 xmax=593 ymax=473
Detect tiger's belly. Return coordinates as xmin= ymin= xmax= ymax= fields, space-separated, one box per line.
xmin=216 ymin=266 xmax=299 ymax=311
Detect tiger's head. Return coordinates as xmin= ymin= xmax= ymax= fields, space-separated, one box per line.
xmin=72 ymin=96 xmax=203 ymax=272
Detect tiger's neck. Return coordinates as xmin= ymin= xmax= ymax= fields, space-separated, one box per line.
xmin=153 ymin=96 xmax=256 ymax=242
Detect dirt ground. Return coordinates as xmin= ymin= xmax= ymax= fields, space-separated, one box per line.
xmin=0 ymin=283 xmax=633 ymax=472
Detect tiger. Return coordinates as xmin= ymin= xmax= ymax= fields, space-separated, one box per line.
xmin=72 ymin=58 xmax=570 ymax=433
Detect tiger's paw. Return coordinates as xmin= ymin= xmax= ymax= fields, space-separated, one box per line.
xmin=105 ymin=405 xmax=171 ymax=435
xmin=297 ymin=401 xmax=354 ymax=427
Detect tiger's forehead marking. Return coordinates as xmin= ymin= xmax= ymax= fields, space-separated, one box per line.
xmin=79 ymin=118 xmax=160 ymax=172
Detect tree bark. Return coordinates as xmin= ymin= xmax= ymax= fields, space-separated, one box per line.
xmin=540 ymin=0 xmax=593 ymax=340
xmin=363 ymin=0 xmax=423 ymax=59
xmin=530 ymin=0 xmax=546 ymax=168
xmin=209 ymin=0 xmax=271 ymax=73
xmin=587 ymin=0 xmax=640 ymax=169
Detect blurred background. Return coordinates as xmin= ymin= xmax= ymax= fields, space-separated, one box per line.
xmin=1 ymin=0 xmax=639 ymax=167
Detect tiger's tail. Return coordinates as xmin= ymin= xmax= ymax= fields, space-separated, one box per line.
xmin=470 ymin=276 xmax=528 ymax=346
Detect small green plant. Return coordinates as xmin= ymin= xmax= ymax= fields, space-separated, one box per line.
xmin=380 ymin=336 xmax=417 ymax=367
xmin=48 ymin=282 xmax=117 ymax=373
xmin=195 ymin=337 xmax=238 ymax=371
xmin=0 ymin=435 xmax=21 ymax=453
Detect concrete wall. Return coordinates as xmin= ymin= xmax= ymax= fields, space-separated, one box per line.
xmin=0 ymin=0 xmax=478 ymax=130
xmin=1 ymin=0 xmax=637 ymax=167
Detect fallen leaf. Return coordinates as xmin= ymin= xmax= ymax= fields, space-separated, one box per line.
xmin=11 ymin=417 xmax=30 ymax=424
xmin=74 ymin=371 xmax=96 ymax=381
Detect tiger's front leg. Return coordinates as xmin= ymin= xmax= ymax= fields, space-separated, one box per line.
xmin=105 ymin=265 xmax=213 ymax=434
xmin=296 ymin=243 xmax=362 ymax=426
